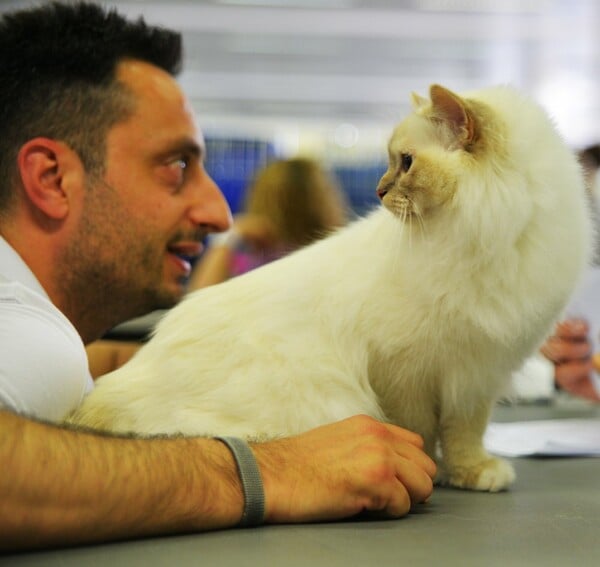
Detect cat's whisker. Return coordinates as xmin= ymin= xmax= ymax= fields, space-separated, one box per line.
xmin=415 ymin=209 xmax=427 ymax=239
xmin=399 ymin=205 xmax=411 ymax=251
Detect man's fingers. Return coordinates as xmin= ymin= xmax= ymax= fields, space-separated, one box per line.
xmin=361 ymin=457 xmax=433 ymax=518
xmin=392 ymin=436 xmax=437 ymax=479
xmin=382 ymin=422 xmax=425 ymax=446
xmin=554 ymin=360 xmax=592 ymax=385
xmin=542 ymin=318 xmax=591 ymax=363
xmin=555 ymin=361 xmax=600 ymax=401
xmin=374 ymin=422 xmax=436 ymax=480
xmin=541 ymin=337 xmax=591 ymax=363
xmin=555 ymin=319 xmax=589 ymax=339
xmin=345 ymin=418 xmax=436 ymax=514
xmin=359 ymin=481 xmax=412 ymax=519
xmin=384 ymin=480 xmax=412 ymax=518
xmin=395 ymin=457 xmax=435 ymax=505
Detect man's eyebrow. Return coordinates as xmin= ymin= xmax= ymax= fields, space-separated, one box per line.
xmin=161 ymin=138 xmax=204 ymax=161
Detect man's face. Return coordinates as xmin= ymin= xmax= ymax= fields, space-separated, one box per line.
xmin=66 ymin=60 xmax=231 ymax=319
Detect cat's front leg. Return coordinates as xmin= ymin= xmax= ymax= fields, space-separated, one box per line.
xmin=437 ymin=403 xmax=515 ymax=492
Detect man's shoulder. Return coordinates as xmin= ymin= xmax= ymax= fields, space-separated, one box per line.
xmin=0 ymin=280 xmax=91 ymax=423
xmin=0 ymin=279 xmax=74 ymax=338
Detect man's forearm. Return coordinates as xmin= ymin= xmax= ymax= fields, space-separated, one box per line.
xmin=1 ymin=412 xmax=437 ymax=551
xmin=0 ymin=411 xmax=243 ymax=550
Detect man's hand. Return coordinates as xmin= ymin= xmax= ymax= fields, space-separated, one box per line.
xmin=253 ymin=415 xmax=436 ymax=524
xmin=540 ymin=319 xmax=600 ymax=402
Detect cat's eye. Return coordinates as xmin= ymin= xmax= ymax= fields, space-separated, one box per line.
xmin=401 ymin=153 xmax=413 ymax=172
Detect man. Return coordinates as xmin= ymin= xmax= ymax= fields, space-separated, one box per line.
xmin=0 ymin=2 xmax=435 ymax=550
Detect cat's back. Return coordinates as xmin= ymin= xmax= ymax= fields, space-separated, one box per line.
xmin=107 ymin=207 xmax=396 ymax=375
xmin=156 ymin=207 xmax=396 ymax=329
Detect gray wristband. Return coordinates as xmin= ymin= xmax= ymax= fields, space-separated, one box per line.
xmin=216 ymin=436 xmax=265 ymax=527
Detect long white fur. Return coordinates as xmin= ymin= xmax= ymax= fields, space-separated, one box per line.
xmin=69 ymin=85 xmax=591 ymax=491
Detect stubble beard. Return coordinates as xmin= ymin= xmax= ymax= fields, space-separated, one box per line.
xmin=59 ymin=188 xmax=180 ymax=339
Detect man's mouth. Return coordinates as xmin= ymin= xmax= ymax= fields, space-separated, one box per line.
xmin=167 ymin=241 xmax=204 ymax=275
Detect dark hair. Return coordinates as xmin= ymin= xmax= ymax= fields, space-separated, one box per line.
xmin=580 ymin=144 xmax=600 ymax=171
xmin=0 ymin=1 xmax=182 ymax=212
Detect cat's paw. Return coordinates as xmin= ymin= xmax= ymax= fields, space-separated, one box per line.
xmin=439 ymin=456 xmax=515 ymax=492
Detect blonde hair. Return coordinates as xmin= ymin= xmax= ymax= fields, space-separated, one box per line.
xmin=244 ymin=157 xmax=348 ymax=248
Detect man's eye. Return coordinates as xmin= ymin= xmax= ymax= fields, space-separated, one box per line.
xmin=171 ymin=157 xmax=188 ymax=170
xmin=169 ymin=157 xmax=189 ymax=179
xmin=160 ymin=157 xmax=190 ymax=190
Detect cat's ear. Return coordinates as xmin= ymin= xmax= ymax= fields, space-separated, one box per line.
xmin=410 ymin=91 xmax=429 ymax=110
xmin=429 ymin=84 xmax=476 ymax=147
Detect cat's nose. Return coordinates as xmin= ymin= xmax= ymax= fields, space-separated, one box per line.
xmin=376 ymin=185 xmax=389 ymax=200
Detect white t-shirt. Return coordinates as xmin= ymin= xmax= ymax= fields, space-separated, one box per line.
xmin=0 ymin=236 xmax=93 ymax=422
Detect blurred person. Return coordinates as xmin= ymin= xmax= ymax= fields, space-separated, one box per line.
xmin=0 ymin=1 xmax=435 ymax=550
xmin=189 ymin=157 xmax=349 ymax=289
xmin=535 ymin=145 xmax=600 ymax=403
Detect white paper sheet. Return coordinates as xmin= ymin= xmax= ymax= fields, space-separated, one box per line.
xmin=484 ymin=419 xmax=600 ymax=457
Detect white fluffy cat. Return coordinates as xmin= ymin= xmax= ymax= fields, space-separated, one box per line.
xmin=68 ymin=84 xmax=592 ymax=492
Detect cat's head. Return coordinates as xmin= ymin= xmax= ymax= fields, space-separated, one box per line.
xmin=376 ymin=84 xmax=490 ymax=221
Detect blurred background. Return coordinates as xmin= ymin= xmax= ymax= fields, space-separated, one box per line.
xmin=3 ymin=0 xmax=599 ymax=214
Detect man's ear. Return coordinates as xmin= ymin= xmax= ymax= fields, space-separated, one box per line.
xmin=17 ymin=138 xmax=85 ymax=220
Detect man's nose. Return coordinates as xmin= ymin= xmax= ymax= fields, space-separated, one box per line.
xmin=189 ymin=169 xmax=232 ymax=233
